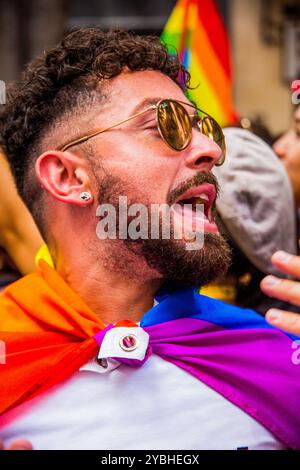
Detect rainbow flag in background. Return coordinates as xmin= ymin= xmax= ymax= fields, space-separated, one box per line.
xmin=161 ymin=0 xmax=237 ymax=126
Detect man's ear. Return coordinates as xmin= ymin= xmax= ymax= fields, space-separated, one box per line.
xmin=35 ymin=150 xmax=94 ymax=207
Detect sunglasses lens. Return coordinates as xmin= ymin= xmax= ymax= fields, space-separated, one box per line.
xmin=199 ymin=116 xmax=226 ymax=166
xmin=157 ymin=100 xmax=192 ymax=150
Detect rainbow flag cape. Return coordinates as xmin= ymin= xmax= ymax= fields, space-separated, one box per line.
xmin=161 ymin=0 xmax=237 ymax=126
xmin=0 ymin=259 xmax=300 ymax=448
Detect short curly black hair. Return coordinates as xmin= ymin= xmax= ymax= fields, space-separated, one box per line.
xmin=2 ymin=28 xmax=189 ymax=230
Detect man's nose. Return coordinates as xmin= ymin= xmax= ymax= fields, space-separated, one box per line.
xmin=183 ymin=130 xmax=224 ymax=170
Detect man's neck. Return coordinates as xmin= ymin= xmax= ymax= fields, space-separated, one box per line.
xmin=55 ymin=251 xmax=162 ymax=325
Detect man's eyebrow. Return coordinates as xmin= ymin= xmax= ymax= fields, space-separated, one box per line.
xmin=130 ymin=97 xmax=162 ymax=115
xmin=130 ymin=97 xmax=195 ymax=117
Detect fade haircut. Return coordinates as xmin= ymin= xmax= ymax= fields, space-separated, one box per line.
xmin=1 ymin=28 xmax=190 ymax=232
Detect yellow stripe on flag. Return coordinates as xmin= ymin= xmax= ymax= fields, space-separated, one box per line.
xmin=189 ymin=58 xmax=228 ymax=125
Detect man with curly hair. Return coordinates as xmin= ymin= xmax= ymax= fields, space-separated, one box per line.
xmin=0 ymin=29 xmax=299 ymax=450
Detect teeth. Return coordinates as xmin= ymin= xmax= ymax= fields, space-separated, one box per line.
xmin=177 ymin=193 xmax=210 ymax=206
xmin=198 ymin=193 xmax=209 ymax=201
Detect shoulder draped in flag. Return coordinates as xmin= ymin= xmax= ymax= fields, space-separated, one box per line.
xmin=0 ymin=258 xmax=300 ymax=448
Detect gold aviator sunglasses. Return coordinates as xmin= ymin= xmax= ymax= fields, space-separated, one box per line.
xmin=59 ymin=99 xmax=226 ymax=166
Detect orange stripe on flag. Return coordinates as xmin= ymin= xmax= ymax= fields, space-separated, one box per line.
xmin=189 ymin=59 xmax=228 ymax=125
xmin=190 ymin=25 xmax=234 ymax=123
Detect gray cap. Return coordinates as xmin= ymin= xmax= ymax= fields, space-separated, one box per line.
xmin=213 ymin=127 xmax=297 ymax=276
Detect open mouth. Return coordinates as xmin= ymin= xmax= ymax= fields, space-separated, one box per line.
xmin=170 ymin=182 xmax=218 ymax=236
xmin=174 ymin=183 xmax=216 ymax=222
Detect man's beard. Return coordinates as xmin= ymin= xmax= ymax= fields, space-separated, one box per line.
xmin=94 ymin=171 xmax=231 ymax=288
xmin=134 ymin=233 xmax=231 ymax=288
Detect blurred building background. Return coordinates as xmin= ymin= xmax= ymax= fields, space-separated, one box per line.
xmin=0 ymin=0 xmax=299 ymax=136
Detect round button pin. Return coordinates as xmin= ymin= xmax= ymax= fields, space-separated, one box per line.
xmin=119 ymin=334 xmax=139 ymax=352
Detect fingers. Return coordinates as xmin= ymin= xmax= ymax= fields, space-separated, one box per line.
xmin=7 ymin=439 xmax=33 ymax=450
xmin=260 ymin=275 xmax=300 ymax=307
xmin=0 ymin=438 xmax=33 ymax=450
xmin=270 ymin=250 xmax=300 ymax=278
xmin=265 ymin=309 xmax=300 ymax=337
xmin=261 ymin=250 xmax=300 ymax=337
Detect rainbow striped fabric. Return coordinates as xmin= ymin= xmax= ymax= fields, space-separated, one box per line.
xmin=93 ymin=286 xmax=300 ymax=448
xmin=161 ymin=0 xmax=237 ymax=126
xmin=1 ymin=257 xmax=300 ymax=448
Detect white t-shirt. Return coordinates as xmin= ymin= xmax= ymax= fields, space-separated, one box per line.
xmin=1 ymin=353 xmax=285 ymax=450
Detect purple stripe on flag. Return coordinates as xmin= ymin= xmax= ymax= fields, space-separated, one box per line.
xmin=143 ymin=317 xmax=300 ymax=449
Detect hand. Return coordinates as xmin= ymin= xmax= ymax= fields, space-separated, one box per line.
xmin=0 ymin=438 xmax=33 ymax=450
xmin=260 ymin=251 xmax=300 ymax=336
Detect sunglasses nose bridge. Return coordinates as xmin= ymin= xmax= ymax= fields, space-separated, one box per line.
xmin=195 ymin=118 xmax=203 ymax=133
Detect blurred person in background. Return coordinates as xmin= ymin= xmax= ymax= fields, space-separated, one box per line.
xmin=266 ymin=103 xmax=300 ymax=323
xmin=202 ymin=127 xmax=300 ymax=315
xmin=260 ymin=104 xmax=300 ymax=335
xmin=273 ymin=105 xmax=300 ymax=209
xmin=0 ymin=146 xmax=43 ymax=287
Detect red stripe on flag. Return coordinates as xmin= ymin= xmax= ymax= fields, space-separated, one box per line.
xmin=195 ymin=0 xmax=231 ymax=80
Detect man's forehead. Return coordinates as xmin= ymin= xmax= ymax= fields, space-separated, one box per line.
xmin=102 ymin=70 xmax=188 ymax=115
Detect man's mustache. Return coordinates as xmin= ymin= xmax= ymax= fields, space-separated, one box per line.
xmin=167 ymin=172 xmax=219 ymax=206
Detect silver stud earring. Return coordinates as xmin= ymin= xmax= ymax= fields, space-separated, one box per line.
xmin=80 ymin=191 xmax=92 ymax=202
